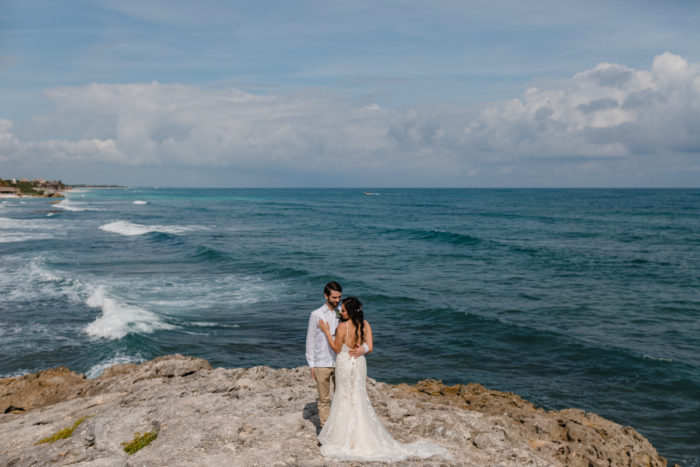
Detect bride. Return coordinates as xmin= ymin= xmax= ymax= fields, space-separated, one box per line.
xmin=317 ymin=297 xmax=450 ymax=462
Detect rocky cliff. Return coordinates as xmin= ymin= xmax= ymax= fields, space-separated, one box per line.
xmin=0 ymin=354 xmax=669 ymax=466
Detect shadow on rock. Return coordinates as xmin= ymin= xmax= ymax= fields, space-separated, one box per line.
xmin=303 ymin=401 xmax=322 ymax=435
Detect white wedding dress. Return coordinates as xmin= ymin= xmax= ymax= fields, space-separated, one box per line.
xmin=318 ymin=342 xmax=450 ymax=462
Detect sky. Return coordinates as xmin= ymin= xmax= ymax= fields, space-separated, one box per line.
xmin=1 ymin=0 xmax=700 ymax=187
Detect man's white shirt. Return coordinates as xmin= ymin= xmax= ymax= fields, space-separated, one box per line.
xmin=306 ymin=303 xmax=339 ymax=368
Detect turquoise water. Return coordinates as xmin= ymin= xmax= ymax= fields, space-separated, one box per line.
xmin=1 ymin=188 xmax=698 ymax=465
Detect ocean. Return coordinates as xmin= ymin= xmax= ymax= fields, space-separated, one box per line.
xmin=1 ymin=188 xmax=698 ymax=465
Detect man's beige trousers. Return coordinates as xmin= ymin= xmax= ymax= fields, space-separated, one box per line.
xmin=314 ymin=367 xmax=335 ymax=426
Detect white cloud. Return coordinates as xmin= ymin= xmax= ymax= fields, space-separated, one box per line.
xmin=1 ymin=117 xmax=126 ymax=165
xmin=466 ymin=52 xmax=700 ymax=162
xmin=8 ymin=81 xmax=462 ymax=175
xmin=3 ymin=52 xmax=700 ymax=185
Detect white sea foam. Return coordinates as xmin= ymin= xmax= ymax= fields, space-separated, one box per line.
xmin=0 ymin=217 xmax=61 ymax=242
xmin=99 ymin=220 xmax=201 ymax=236
xmin=643 ymin=354 xmax=673 ymax=363
xmin=0 ymin=217 xmax=50 ymax=229
xmin=56 ymin=199 xmax=99 ymax=211
xmin=85 ymin=352 xmax=145 ymax=379
xmin=29 ymin=259 xmax=63 ymax=283
xmin=190 ymin=321 xmax=240 ymax=328
xmin=84 ymin=286 xmax=175 ymax=339
xmin=0 ymin=368 xmax=40 ymax=379
xmin=0 ymin=232 xmax=54 ymax=243
xmin=0 ymin=321 xmax=74 ymax=353
xmin=3 ymin=255 xmax=260 ymax=344
xmin=133 ymin=200 xmax=148 ymax=205
xmin=3 ymin=257 xmax=83 ymax=303
xmin=145 ymin=275 xmax=273 ymax=310
xmin=3 ymin=258 xmax=176 ymax=341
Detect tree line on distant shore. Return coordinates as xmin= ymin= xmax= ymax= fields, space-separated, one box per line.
xmin=0 ymin=178 xmax=67 ymax=197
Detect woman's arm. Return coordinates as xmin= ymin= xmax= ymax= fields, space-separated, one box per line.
xmin=318 ymin=319 xmax=346 ymax=354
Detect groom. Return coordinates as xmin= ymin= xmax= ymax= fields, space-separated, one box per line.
xmin=305 ymin=281 xmax=367 ymax=427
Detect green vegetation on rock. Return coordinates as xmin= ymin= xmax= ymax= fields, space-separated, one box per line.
xmin=121 ymin=430 xmax=159 ymax=455
xmin=36 ymin=416 xmax=89 ymax=445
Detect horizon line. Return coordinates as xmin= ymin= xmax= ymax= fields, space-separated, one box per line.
xmin=67 ymin=185 xmax=700 ymax=190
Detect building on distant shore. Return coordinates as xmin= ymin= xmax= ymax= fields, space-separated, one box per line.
xmin=0 ymin=179 xmax=67 ymax=197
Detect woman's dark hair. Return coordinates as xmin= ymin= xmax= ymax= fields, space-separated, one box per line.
xmin=342 ymin=297 xmax=364 ymax=344
xmin=324 ymin=281 xmax=342 ymax=297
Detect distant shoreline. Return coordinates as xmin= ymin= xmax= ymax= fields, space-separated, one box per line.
xmin=71 ymin=185 xmax=128 ymax=188
xmin=1 ymin=178 xmax=68 ymax=198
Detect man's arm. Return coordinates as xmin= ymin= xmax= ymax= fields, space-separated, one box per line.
xmin=305 ymin=311 xmax=317 ymax=375
xmin=364 ymin=322 xmax=373 ymax=353
xmin=348 ymin=343 xmax=369 ymax=358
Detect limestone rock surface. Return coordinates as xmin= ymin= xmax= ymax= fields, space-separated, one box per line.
xmin=0 ymin=354 xmax=670 ymax=466
xmin=0 ymin=367 xmax=91 ymax=414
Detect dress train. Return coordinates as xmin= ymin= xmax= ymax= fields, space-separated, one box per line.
xmin=318 ymin=344 xmax=450 ymax=462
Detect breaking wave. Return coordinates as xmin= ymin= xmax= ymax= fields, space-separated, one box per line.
xmin=84 ymin=286 xmax=176 ymax=340
xmin=85 ymin=353 xmax=146 ymax=379
xmin=99 ymin=220 xmax=201 ymax=236
xmin=56 ymin=199 xmax=100 ymax=211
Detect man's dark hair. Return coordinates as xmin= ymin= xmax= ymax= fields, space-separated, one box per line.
xmin=324 ymin=281 xmax=342 ymax=296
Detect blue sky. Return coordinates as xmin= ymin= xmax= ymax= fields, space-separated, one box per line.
xmin=2 ymin=0 xmax=700 ymax=186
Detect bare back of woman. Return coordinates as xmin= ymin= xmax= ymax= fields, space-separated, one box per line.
xmin=342 ymin=320 xmax=370 ymax=350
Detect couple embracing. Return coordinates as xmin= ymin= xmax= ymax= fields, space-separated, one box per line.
xmin=305 ymin=281 xmax=450 ymax=462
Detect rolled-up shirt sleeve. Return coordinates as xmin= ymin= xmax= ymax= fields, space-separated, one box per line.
xmin=305 ymin=311 xmax=317 ymax=367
